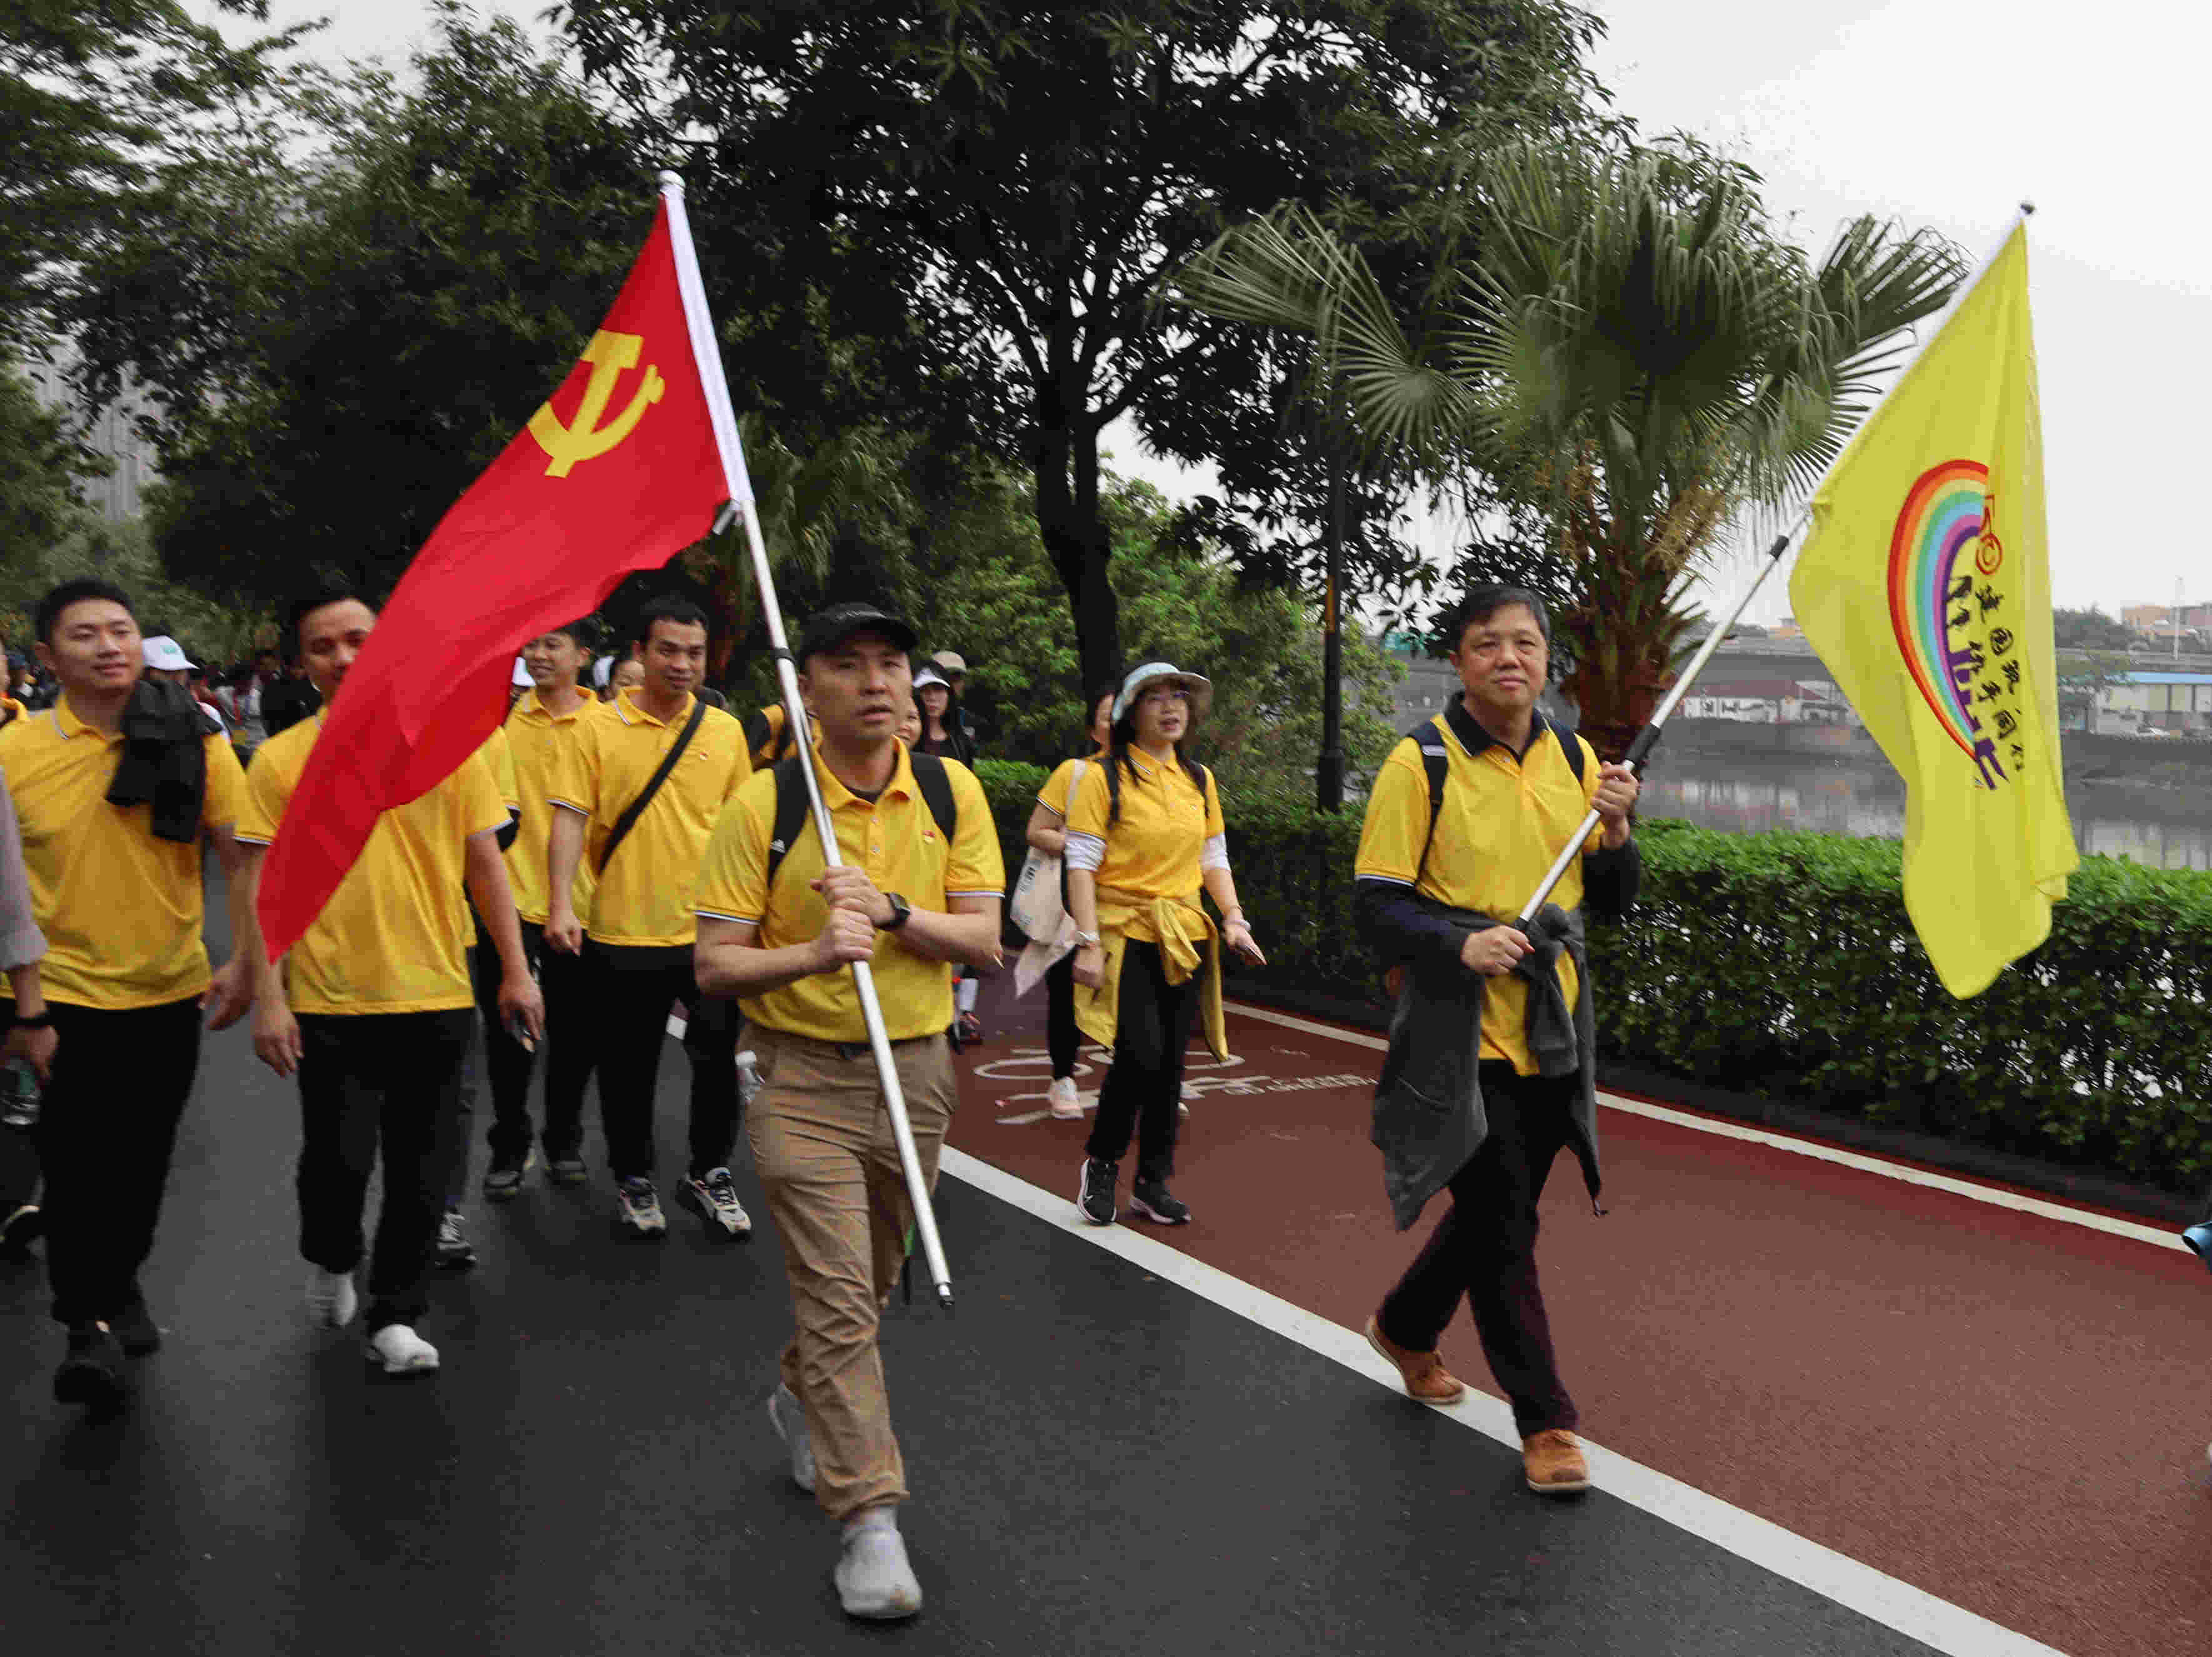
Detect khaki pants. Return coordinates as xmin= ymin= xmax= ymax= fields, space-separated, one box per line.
xmin=748 ymin=1026 xmax=956 ymax=1520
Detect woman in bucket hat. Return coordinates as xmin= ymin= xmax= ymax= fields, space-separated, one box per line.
xmin=1061 ymin=662 xmax=1264 ymax=1225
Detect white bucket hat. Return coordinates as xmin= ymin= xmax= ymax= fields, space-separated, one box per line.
xmin=1112 ymin=661 xmax=1212 ymax=726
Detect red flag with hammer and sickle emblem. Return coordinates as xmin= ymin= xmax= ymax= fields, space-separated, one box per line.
xmin=256 ymin=189 xmax=738 ymax=958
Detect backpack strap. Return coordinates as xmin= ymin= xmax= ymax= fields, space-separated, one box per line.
xmin=907 ymin=749 xmax=959 ymax=841
xmin=1408 ymin=721 xmax=1451 ymax=888
xmin=1555 ymin=722 xmax=1587 ymax=784
xmin=763 ymin=751 xmax=961 ymax=894
xmin=764 ymin=754 xmax=813 ymax=893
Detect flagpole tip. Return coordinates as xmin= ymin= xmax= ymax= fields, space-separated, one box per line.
xmin=2019 ymin=199 xmax=2036 ymax=217
xmin=658 ymin=169 xmax=685 ymax=194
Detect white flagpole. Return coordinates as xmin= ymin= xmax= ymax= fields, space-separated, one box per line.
xmin=1515 ymin=202 xmax=2038 ymax=925
xmin=661 ymin=171 xmax=958 ymax=1311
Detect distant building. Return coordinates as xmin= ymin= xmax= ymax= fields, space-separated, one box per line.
xmin=17 ymin=348 xmax=157 ymax=524
xmin=2088 ymin=670 xmax=2212 ymax=735
xmin=1679 ymin=678 xmax=1851 ymax=726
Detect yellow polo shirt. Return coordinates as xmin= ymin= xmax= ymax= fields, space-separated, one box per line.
xmin=694 ymin=744 xmax=1004 ymax=1041
xmin=238 ymin=712 xmax=509 ymax=1014
xmin=502 ymin=689 xmax=608 ymax=925
xmin=0 ymin=696 xmax=248 ymax=1009
xmin=1063 ymin=750 xmax=1224 ymax=944
xmin=548 ymin=689 xmax=751 ymax=948
xmin=1353 ymin=706 xmax=1603 ymax=1074
xmin=1034 ymin=749 xmax=1105 ymax=819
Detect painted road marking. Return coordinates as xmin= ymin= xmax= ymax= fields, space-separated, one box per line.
xmin=941 ymin=1146 xmax=2072 ymax=1657
xmin=1222 ymin=1001 xmax=2191 ymax=1257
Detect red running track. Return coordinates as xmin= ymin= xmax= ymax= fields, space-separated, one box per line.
xmin=946 ymin=983 xmax=2212 ymax=1657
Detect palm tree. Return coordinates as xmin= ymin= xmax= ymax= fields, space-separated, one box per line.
xmin=1172 ymin=139 xmax=1968 ymax=759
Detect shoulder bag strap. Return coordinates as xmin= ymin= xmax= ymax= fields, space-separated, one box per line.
xmin=597 ymin=698 xmax=708 ymax=873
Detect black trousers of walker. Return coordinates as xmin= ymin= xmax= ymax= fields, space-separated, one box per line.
xmin=1044 ymin=949 xmax=1082 ymax=1079
xmin=36 ymin=997 xmax=203 ymax=1326
xmin=1377 ymin=1061 xmax=1579 ymax=1439
xmin=586 ymin=941 xmax=741 ymax=1183
xmin=1083 ymin=940 xmax=1199 ymax=1186
xmin=296 ymin=1008 xmax=471 ymax=1332
xmin=464 ymin=916 xmax=593 ymax=1175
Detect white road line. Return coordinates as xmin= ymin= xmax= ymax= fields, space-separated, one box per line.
xmin=1221 ymin=1001 xmax=2192 ymax=1256
xmin=939 ymin=1146 xmax=2072 ymax=1657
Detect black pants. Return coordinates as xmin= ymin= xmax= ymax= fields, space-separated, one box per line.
xmin=588 ymin=941 xmax=741 ymax=1182
xmin=1044 ymin=949 xmax=1081 ymax=1079
xmin=1084 ymin=941 xmax=1199 ymax=1185
xmin=466 ymin=916 xmax=593 ymax=1174
xmin=1378 ymin=1063 xmax=1579 ymax=1439
xmin=36 ymin=998 xmax=203 ymax=1326
xmin=296 ymin=1008 xmax=471 ymax=1332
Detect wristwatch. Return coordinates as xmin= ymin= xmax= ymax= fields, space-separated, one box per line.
xmin=880 ymin=892 xmax=913 ymax=931
xmin=1074 ymin=929 xmax=1102 ymax=947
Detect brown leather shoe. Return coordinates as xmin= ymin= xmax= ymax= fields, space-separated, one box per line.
xmin=1521 ymin=1429 xmax=1590 ymax=1495
xmin=1364 ymin=1314 xmax=1467 ymax=1404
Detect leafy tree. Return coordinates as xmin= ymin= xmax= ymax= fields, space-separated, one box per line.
xmin=558 ymin=0 xmax=1609 ymax=692
xmin=0 ymin=0 xmax=303 ymax=356
xmin=0 ymin=363 xmax=96 ymax=559
xmin=2051 ymin=606 xmax=2139 ymax=653
xmin=69 ymin=9 xmax=658 ymax=606
xmin=1175 ymin=139 xmax=1967 ymax=759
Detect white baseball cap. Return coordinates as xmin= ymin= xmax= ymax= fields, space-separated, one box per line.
xmin=142 ymin=636 xmax=195 ymax=672
xmin=930 ymin=650 xmax=967 ymax=675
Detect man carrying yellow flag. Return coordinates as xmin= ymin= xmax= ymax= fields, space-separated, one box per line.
xmin=1789 ymin=221 xmax=2078 ymax=998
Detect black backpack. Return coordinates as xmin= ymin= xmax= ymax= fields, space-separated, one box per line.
xmin=763 ymin=751 xmax=960 ymax=893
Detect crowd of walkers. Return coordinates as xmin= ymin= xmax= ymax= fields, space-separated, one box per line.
xmin=0 ymin=572 xmax=1643 ymax=1621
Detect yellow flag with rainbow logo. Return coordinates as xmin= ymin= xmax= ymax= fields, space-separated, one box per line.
xmin=1789 ymin=223 xmax=2078 ymax=998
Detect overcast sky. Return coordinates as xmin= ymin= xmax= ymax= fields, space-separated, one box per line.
xmin=229 ymin=0 xmax=2201 ymax=623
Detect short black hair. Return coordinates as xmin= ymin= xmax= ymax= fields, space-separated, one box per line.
xmin=35 ymin=579 xmax=136 ymax=644
xmin=284 ymin=585 xmax=373 ymax=656
xmin=1443 ymin=585 xmax=1551 ymax=654
xmin=633 ymin=593 xmax=709 ymax=648
xmin=541 ymin=618 xmax=598 ymax=651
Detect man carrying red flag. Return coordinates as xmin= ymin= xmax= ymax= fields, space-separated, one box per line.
xmin=241 ymin=589 xmax=543 ymax=1376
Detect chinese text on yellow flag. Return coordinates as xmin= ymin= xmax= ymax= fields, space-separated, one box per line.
xmin=1789 ymin=224 xmax=2077 ymax=998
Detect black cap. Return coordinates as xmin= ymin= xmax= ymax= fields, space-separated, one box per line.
xmin=794 ymin=602 xmax=918 ymax=665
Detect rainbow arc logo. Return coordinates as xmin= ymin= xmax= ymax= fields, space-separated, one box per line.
xmin=1886 ymin=459 xmax=2009 ymax=789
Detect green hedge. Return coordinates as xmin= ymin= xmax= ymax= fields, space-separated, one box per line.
xmin=972 ymin=761 xmax=2212 ymax=1187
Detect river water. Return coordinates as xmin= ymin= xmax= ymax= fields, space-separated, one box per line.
xmin=1642 ymin=752 xmax=2212 ymax=871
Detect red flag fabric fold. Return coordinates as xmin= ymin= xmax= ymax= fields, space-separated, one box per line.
xmin=256 ymin=198 xmax=727 ymax=958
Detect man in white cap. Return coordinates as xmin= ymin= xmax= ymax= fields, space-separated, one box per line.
xmin=141 ymin=638 xmax=224 ymax=735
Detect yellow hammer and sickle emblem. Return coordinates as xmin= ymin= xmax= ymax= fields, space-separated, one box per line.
xmin=528 ymin=329 xmax=665 ymax=478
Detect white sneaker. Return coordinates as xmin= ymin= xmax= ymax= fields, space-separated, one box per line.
xmin=306 ymin=1269 xmax=358 ymax=1329
xmin=366 ymin=1323 xmax=439 ymax=1375
xmin=768 ymin=1381 xmax=817 ymax=1493
xmin=681 ymin=1167 xmax=753 ymax=1238
xmin=835 ymin=1507 xmax=921 ymax=1620
xmin=615 ymin=1176 xmax=668 ymax=1238
xmin=1179 ymin=1083 xmax=1192 ymax=1119
xmin=1046 ymin=1076 xmax=1081 ymax=1119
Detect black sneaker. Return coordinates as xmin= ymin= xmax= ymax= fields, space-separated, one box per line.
xmin=1078 ymin=1158 xmax=1118 ymax=1226
xmin=433 ymin=1208 xmax=477 ymax=1270
xmin=547 ymin=1154 xmax=588 ymax=1187
xmin=111 ymin=1296 xmax=161 ymax=1356
xmin=1129 ymin=1180 xmax=1191 ymax=1225
xmin=54 ymin=1323 xmax=126 ymax=1410
xmin=482 ymin=1148 xmax=536 ymax=1202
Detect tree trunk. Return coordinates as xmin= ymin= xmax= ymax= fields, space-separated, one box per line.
xmin=1033 ymin=416 xmax=1122 ymax=695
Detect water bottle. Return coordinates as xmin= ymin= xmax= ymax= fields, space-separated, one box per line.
xmin=734 ymin=1049 xmax=763 ymax=1108
xmin=0 ymin=1058 xmax=41 ymax=1131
